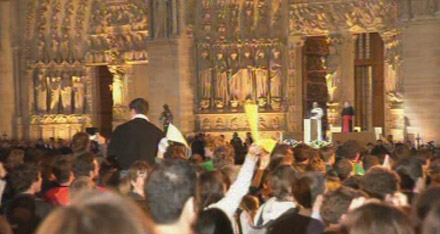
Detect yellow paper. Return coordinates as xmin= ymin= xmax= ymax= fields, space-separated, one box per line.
xmin=244 ymin=104 xmax=276 ymax=153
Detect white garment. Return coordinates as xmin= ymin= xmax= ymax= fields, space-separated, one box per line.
xmin=208 ymin=157 xmax=257 ymax=234
xmin=310 ymin=107 xmax=324 ymax=120
xmin=254 ymin=197 xmax=296 ymax=226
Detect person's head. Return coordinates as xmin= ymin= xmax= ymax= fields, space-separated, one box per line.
xmin=5 ymin=149 xmax=25 ymax=171
xmin=52 ymin=157 xmax=74 ymax=185
xmin=197 ymin=171 xmax=228 ymax=212
xmin=73 ymin=152 xmax=100 ymax=180
xmin=414 ymin=187 xmax=440 ymax=225
xmin=36 ymin=191 xmax=155 ymax=234
xmin=343 ymin=203 xmax=414 ymax=234
xmin=8 ymin=163 xmax=42 ymax=195
xmin=313 ymin=102 xmax=319 ymax=108
xmin=213 ymin=146 xmax=234 ymax=169
xmin=72 ymin=132 xmax=91 ymax=154
xmin=344 ymin=101 xmax=350 ymax=108
xmin=268 ymin=165 xmax=298 ymax=201
xmin=194 ymin=208 xmax=233 ymax=234
xmin=129 ymin=98 xmax=149 ymax=116
xmin=422 ymin=201 xmax=440 ymax=234
xmin=69 ymin=176 xmax=95 ymax=200
xmin=320 ymin=186 xmax=364 ymax=225
xmin=362 ymin=155 xmax=380 ymax=171
xmin=393 ymin=144 xmax=411 ymax=161
xmin=240 ymin=195 xmax=260 ymax=220
xmin=292 ymin=172 xmax=326 ymax=209
xmin=360 ymin=166 xmax=400 ymax=200
xmin=336 ymin=140 xmax=363 ymax=161
xmin=164 ymin=144 xmax=188 ymax=160
xmin=393 ymin=157 xmax=423 ymax=191
xmin=145 ymin=159 xmax=197 ymax=225
xmin=293 ymin=144 xmax=317 ymax=164
xmin=335 ymin=159 xmax=353 ymax=181
xmin=320 ymin=146 xmax=335 ymax=164
xmin=163 ymin=104 xmax=169 ymax=110
xmin=129 ymin=161 xmax=150 ymax=196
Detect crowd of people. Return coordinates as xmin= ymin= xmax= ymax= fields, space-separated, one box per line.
xmin=0 ymin=98 xmax=440 ymax=234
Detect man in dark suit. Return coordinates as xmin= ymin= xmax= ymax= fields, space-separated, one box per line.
xmin=108 ymin=98 xmax=165 ymax=169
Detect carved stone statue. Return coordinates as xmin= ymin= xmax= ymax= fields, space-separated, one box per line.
xmin=61 ymin=74 xmax=73 ymax=114
xmin=34 ymin=72 xmax=48 ymax=113
xmin=255 ymin=49 xmax=269 ymax=98
xmin=153 ymin=0 xmax=176 ymax=38
xmin=48 ymin=75 xmax=62 ymax=114
xmin=228 ymin=51 xmax=240 ymax=102
xmin=109 ymin=66 xmax=124 ymax=106
xmin=73 ymin=76 xmax=85 ymax=114
xmin=325 ymin=42 xmax=341 ymax=102
xmin=214 ymin=52 xmax=229 ymax=108
xmin=198 ymin=50 xmax=213 ymax=101
xmin=270 ymin=49 xmax=282 ymax=98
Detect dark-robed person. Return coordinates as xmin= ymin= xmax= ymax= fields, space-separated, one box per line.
xmin=341 ymin=101 xmax=355 ymax=133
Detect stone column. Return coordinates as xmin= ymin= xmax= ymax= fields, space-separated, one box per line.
xmin=381 ymin=30 xmax=404 ymax=141
xmin=286 ymin=36 xmax=305 ymax=138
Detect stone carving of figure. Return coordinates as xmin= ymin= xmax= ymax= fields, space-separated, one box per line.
xmin=228 ymin=52 xmax=240 ymax=101
xmin=153 ymin=0 xmax=176 ymax=38
xmin=240 ymin=49 xmax=255 ymax=101
xmin=270 ymin=49 xmax=282 ymax=98
xmin=159 ymin=104 xmax=174 ymax=131
xmin=109 ymin=66 xmax=124 ymax=106
xmin=255 ymin=49 xmax=269 ymax=98
xmin=325 ymin=43 xmax=340 ymax=102
xmin=73 ymin=76 xmax=85 ymax=114
xmin=61 ymin=73 xmax=73 ymax=114
xmin=48 ymin=75 xmax=62 ymax=114
xmin=34 ymin=71 xmax=48 ymax=114
xmin=199 ymin=50 xmax=213 ymax=100
xmin=214 ymin=52 xmax=229 ymax=108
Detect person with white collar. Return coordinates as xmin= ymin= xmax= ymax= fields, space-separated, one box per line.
xmin=108 ymin=98 xmax=166 ymax=170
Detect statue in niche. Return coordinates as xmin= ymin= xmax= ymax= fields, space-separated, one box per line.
xmin=73 ymin=76 xmax=85 ymax=114
xmin=270 ymin=48 xmax=282 ymax=98
xmin=61 ymin=73 xmax=73 ymax=114
xmin=241 ymin=48 xmax=255 ymax=102
xmin=109 ymin=66 xmax=125 ymax=106
xmin=48 ymin=75 xmax=62 ymax=114
xmin=255 ymin=48 xmax=269 ymax=99
xmin=214 ymin=52 xmax=229 ymax=108
xmin=227 ymin=51 xmax=240 ymax=105
xmin=34 ymin=71 xmax=48 ymax=114
xmin=325 ymin=41 xmax=341 ymax=103
xmin=198 ymin=50 xmax=213 ymax=107
xmin=153 ymin=0 xmax=177 ymax=38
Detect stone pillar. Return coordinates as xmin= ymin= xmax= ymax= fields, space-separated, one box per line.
xmin=0 ymin=1 xmax=16 ymax=139
xmin=287 ymin=36 xmax=305 ymax=138
xmin=381 ymin=30 xmax=404 ymax=141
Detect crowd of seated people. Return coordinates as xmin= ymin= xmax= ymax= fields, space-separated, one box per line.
xmin=0 ymin=131 xmax=440 ymax=234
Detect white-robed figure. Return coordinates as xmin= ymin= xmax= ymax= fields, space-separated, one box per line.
xmin=310 ymin=102 xmax=324 ymax=141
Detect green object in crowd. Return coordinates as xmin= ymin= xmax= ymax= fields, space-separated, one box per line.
xmin=200 ymin=160 xmax=214 ymax=171
xmin=354 ymin=163 xmax=365 ymax=175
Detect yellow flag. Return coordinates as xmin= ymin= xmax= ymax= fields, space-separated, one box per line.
xmin=244 ymin=104 xmax=277 ymax=153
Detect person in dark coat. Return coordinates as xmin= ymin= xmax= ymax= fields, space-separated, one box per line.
xmin=108 ymin=98 xmax=165 ymax=170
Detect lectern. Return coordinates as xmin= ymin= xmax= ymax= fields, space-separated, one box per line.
xmin=304 ymin=119 xmax=322 ymax=144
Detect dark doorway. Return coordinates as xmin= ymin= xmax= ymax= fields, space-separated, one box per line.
xmin=96 ymin=66 xmax=114 ymax=138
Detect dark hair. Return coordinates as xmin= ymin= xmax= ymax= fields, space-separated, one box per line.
xmin=129 ymin=98 xmax=149 ymax=115
xmin=334 ymin=159 xmax=353 ymax=181
xmin=393 ymin=144 xmax=411 ymax=161
xmin=272 ymin=144 xmax=293 ymax=158
xmin=393 ymin=157 xmax=422 ymax=191
xmin=164 ymin=144 xmax=187 ymax=160
xmin=197 ymin=171 xmax=227 ymax=212
xmin=145 ymin=159 xmax=196 ymax=224
xmin=343 ymin=175 xmax=362 ymax=190
xmin=213 ymin=146 xmax=234 ymax=169
xmin=320 ymin=186 xmax=364 ymax=224
xmin=268 ymin=165 xmax=298 ymax=200
xmin=362 ymin=155 xmax=380 ymax=171
xmin=73 ymin=153 xmax=96 ymax=178
xmin=194 ymin=208 xmax=233 ymax=234
xmin=336 ymin=140 xmax=363 ymax=160
xmin=423 ymin=201 xmax=440 ymax=234
xmin=293 ymin=144 xmax=317 ymax=163
xmin=52 ymin=158 xmax=73 ymax=184
xmin=8 ymin=163 xmax=40 ymax=194
xmin=319 ymin=146 xmax=335 ymax=163
xmin=129 ymin=161 xmax=151 ymax=182
xmin=72 ymin=132 xmax=90 ymax=154
xmin=360 ymin=166 xmax=400 ymax=200
xmin=414 ymin=187 xmax=440 ymax=225
xmin=5 ymin=149 xmax=25 ymax=171
xmin=0 ymin=216 xmax=13 ymax=234
xmin=36 ymin=191 xmax=154 ymax=234
xmin=292 ymin=172 xmax=326 ymax=208
xmin=343 ymin=203 xmax=414 ymax=234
